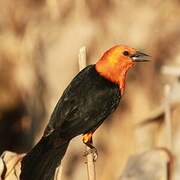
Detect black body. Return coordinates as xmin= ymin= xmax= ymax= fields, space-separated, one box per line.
xmin=20 ymin=65 xmax=121 ymax=180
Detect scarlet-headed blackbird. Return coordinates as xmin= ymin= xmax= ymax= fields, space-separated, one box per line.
xmin=20 ymin=45 xmax=150 ymax=180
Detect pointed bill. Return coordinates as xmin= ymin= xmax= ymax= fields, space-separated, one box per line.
xmin=131 ymin=51 xmax=151 ymax=62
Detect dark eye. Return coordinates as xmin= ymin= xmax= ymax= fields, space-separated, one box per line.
xmin=123 ymin=51 xmax=129 ymax=56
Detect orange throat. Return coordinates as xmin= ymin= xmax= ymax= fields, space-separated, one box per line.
xmin=95 ymin=60 xmax=134 ymax=95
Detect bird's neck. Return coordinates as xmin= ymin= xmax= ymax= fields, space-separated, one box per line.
xmin=95 ymin=60 xmax=133 ymax=95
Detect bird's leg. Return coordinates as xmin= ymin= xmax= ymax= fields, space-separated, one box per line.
xmin=82 ymin=131 xmax=98 ymax=161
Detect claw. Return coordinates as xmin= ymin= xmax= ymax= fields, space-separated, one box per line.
xmin=82 ymin=132 xmax=98 ymax=161
xmin=83 ymin=147 xmax=98 ymax=161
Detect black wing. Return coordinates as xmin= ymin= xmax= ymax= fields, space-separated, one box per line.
xmin=44 ymin=65 xmax=121 ymax=139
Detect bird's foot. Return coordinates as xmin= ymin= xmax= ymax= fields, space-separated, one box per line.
xmin=82 ymin=132 xmax=98 ymax=161
xmin=83 ymin=147 xmax=98 ymax=161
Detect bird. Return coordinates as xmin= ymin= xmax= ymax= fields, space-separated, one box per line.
xmin=20 ymin=45 xmax=150 ymax=180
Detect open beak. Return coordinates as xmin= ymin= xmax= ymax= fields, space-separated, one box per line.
xmin=131 ymin=51 xmax=151 ymax=62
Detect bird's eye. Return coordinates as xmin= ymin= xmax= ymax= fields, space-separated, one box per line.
xmin=123 ymin=51 xmax=129 ymax=56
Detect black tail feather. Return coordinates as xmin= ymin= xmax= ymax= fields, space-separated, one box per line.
xmin=20 ymin=136 xmax=69 ymax=180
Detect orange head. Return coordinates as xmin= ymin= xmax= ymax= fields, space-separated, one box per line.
xmin=95 ymin=45 xmax=150 ymax=95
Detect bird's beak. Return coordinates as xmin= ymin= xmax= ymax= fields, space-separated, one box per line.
xmin=131 ymin=51 xmax=150 ymax=62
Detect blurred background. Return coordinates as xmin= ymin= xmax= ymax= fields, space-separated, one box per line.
xmin=0 ymin=0 xmax=180 ymax=179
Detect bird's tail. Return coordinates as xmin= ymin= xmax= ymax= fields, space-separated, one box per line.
xmin=20 ymin=135 xmax=69 ymax=180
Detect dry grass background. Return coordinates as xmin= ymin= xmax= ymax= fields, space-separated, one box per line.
xmin=0 ymin=0 xmax=180 ymax=179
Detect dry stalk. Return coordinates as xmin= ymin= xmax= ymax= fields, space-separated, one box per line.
xmin=78 ymin=46 xmax=96 ymax=180
xmin=164 ymin=84 xmax=173 ymax=180
xmin=55 ymin=165 xmax=62 ymax=180
xmin=162 ymin=65 xmax=180 ymax=180
xmin=164 ymin=85 xmax=172 ymax=150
